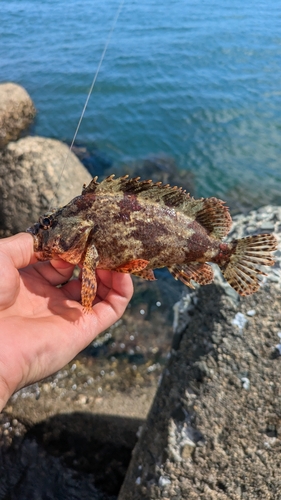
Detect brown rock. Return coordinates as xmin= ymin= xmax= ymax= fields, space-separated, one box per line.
xmin=0 ymin=136 xmax=92 ymax=236
xmin=0 ymin=82 xmax=36 ymax=148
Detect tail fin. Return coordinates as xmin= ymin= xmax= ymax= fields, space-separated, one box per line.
xmin=220 ymin=234 xmax=277 ymax=295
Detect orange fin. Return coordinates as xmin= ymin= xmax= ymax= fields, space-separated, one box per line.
xmin=132 ymin=268 xmax=156 ymax=281
xmin=115 ymin=259 xmax=149 ymax=274
xmin=194 ymin=197 xmax=232 ymax=239
xmin=81 ymin=245 xmax=99 ymax=313
xmin=169 ymin=262 xmax=214 ymax=288
xmin=220 ymin=234 xmax=277 ymax=296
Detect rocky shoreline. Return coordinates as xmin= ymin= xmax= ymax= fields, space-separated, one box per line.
xmin=0 ymin=83 xmax=280 ymax=499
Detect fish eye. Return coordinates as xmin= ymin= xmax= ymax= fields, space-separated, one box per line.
xmin=39 ymin=215 xmax=53 ymax=230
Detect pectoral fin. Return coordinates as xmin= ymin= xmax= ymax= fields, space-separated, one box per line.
xmin=115 ymin=259 xmax=150 ymax=274
xmin=81 ymin=245 xmax=99 ymax=313
xmin=131 ymin=268 xmax=156 ymax=281
xmin=169 ymin=262 xmax=214 ymax=288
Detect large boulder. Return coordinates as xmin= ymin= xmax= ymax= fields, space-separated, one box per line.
xmin=119 ymin=208 xmax=281 ymax=500
xmin=0 ymin=83 xmax=36 ymax=148
xmin=0 ymin=136 xmax=92 ymax=236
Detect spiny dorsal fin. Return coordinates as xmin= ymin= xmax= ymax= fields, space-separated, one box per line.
xmin=81 ymin=176 xmax=232 ymax=239
xmin=81 ymin=174 xmax=191 ymax=204
xmin=82 ymin=176 xmax=99 ymax=194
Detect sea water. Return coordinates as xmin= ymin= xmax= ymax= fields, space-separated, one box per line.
xmin=1 ymin=0 xmax=281 ymax=209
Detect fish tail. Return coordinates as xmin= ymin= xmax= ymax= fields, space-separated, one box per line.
xmin=218 ymin=234 xmax=277 ymax=295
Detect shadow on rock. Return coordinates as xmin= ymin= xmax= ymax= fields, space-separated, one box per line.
xmin=0 ymin=411 xmax=143 ymax=500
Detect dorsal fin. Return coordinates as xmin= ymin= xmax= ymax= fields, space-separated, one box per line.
xmin=194 ymin=197 xmax=232 ymax=239
xmin=82 ymin=176 xmax=99 ymax=194
xmin=81 ymin=176 xmax=232 ymax=239
xmin=81 ymin=174 xmax=191 ymax=205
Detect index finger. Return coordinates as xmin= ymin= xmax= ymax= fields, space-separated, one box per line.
xmin=0 ymin=232 xmax=37 ymax=269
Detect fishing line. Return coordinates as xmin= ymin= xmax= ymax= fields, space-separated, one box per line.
xmin=51 ymin=0 xmax=125 ymax=207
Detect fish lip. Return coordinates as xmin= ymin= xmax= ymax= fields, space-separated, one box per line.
xmin=26 ymin=223 xmax=42 ymax=251
xmin=26 ymin=222 xmax=40 ymax=237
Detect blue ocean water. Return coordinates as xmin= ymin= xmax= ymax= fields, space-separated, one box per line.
xmin=1 ymin=0 xmax=281 ymax=208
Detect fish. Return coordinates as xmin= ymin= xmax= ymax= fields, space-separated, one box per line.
xmin=27 ymin=174 xmax=278 ymax=312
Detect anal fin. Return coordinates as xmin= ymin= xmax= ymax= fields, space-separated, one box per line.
xmin=169 ymin=262 xmax=214 ymax=288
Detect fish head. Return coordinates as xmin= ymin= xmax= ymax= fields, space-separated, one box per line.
xmin=27 ymin=209 xmax=58 ymax=254
xmin=27 ymin=203 xmax=93 ymax=264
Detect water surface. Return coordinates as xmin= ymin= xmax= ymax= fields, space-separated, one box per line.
xmin=1 ymin=0 xmax=281 ymax=207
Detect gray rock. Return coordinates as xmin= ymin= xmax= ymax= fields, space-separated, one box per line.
xmin=0 ymin=136 xmax=92 ymax=236
xmin=118 ymin=283 xmax=281 ymax=500
xmin=259 ymin=221 xmax=275 ymax=231
xmin=0 ymin=83 xmax=36 ymax=148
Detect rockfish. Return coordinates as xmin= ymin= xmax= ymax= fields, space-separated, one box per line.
xmin=27 ymin=175 xmax=277 ymax=312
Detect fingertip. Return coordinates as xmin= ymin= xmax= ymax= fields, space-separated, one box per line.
xmin=96 ymin=269 xmax=134 ymax=299
xmin=112 ymin=271 xmax=134 ymax=300
xmin=0 ymin=232 xmax=37 ymax=269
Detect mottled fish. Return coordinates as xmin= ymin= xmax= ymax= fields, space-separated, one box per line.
xmin=27 ymin=175 xmax=277 ymax=312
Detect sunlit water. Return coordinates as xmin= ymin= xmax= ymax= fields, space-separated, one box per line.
xmin=1 ymin=0 xmax=281 ymax=208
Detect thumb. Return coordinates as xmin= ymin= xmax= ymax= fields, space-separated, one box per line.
xmin=0 ymin=233 xmax=37 ymax=269
xmin=0 ymin=233 xmax=37 ymax=310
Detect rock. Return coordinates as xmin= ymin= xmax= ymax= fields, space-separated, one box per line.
xmin=0 ymin=410 xmax=143 ymax=500
xmin=0 ymin=136 xmax=92 ymax=236
xmin=0 ymin=83 xmax=36 ymax=148
xmin=118 ymin=283 xmax=281 ymax=500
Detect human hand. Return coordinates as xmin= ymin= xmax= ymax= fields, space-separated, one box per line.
xmin=0 ymin=233 xmax=133 ymax=411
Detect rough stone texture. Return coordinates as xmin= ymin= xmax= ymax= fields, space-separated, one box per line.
xmin=119 ymin=283 xmax=281 ymax=500
xmin=0 ymin=136 xmax=92 ymax=236
xmin=0 ymin=82 xmax=36 ymax=148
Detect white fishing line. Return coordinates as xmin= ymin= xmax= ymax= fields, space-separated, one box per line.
xmin=69 ymin=0 xmax=125 ymax=154
xmin=52 ymin=0 xmax=125 ymax=202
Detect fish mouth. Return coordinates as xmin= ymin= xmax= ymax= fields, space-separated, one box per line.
xmin=26 ymin=223 xmax=43 ymax=251
xmin=26 ymin=222 xmax=40 ymax=237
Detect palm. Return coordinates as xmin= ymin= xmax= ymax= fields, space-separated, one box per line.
xmin=0 ymin=233 xmax=133 ymax=411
